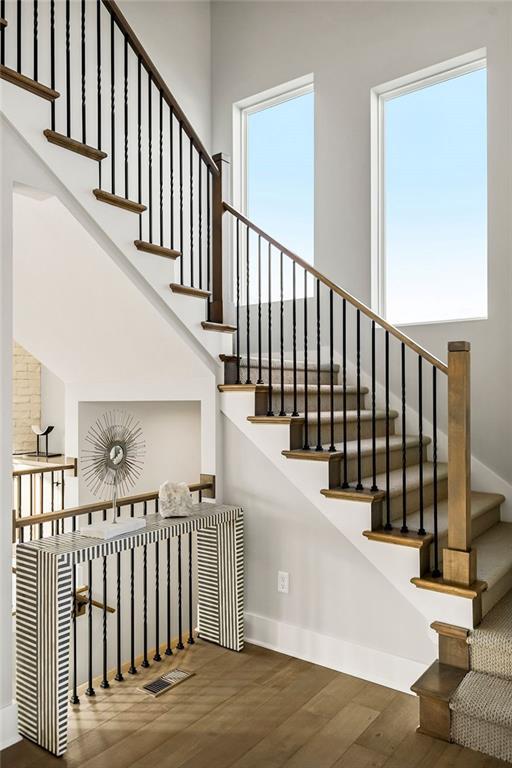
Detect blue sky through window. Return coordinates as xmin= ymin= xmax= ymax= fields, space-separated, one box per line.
xmin=384 ymin=66 xmax=487 ymax=325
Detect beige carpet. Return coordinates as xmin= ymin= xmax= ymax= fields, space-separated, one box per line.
xmin=469 ymin=589 xmax=512 ymax=679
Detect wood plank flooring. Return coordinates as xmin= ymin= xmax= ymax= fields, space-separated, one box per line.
xmin=2 ymin=641 xmax=508 ymax=768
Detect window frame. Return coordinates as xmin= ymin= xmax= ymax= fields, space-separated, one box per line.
xmin=370 ymin=49 xmax=487 ymax=326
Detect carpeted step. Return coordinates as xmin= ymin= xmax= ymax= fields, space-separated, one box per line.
xmin=469 ymin=590 xmax=512 ymax=680
xmin=474 ymin=523 xmax=512 ymax=618
xmin=450 ymin=671 xmax=512 ymax=763
xmin=223 ymin=355 xmax=340 ymax=386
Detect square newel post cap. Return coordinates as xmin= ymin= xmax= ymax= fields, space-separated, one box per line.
xmin=448 ymin=341 xmax=471 ymax=352
xmin=213 ymin=152 xmax=231 ymax=166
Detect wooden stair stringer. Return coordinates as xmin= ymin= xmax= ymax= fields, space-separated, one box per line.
xmin=219 ymin=386 xmax=477 ymax=630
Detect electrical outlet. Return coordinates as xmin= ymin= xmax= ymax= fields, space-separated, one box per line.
xmin=278 ymin=571 xmax=289 ymax=594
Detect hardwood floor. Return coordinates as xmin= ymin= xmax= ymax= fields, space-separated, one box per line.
xmin=2 ymin=641 xmax=508 ymax=768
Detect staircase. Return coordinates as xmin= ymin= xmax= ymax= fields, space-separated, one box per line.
xmin=2 ymin=0 xmax=512 ymax=761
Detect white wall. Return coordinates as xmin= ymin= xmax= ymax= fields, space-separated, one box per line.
xmin=41 ymin=366 xmax=65 ymax=455
xmin=118 ymin=0 xmax=211 ymax=147
xmin=211 ymin=1 xmax=512 ymax=485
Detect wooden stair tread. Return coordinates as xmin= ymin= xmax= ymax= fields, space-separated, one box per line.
xmin=282 ymin=434 xmax=430 ymax=462
xmin=364 ymin=492 xmax=504 ymax=548
xmin=134 ymin=240 xmax=181 ymax=259
xmin=411 ymin=661 xmax=467 ymax=702
xmin=247 ymin=415 xmax=304 ymax=425
xmin=170 ymin=283 xmax=210 ymax=299
xmin=218 ymin=384 xmax=268 ymax=393
xmin=201 ymin=321 xmax=236 ymax=333
xmin=44 ymin=129 xmax=107 ymax=161
xmin=363 ymin=528 xmax=433 ymax=549
xmin=93 ymin=189 xmax=146 ymax=213
xmin=0 ymin=65 xmax=59 ymax=101
xmin=322 ymin=462 xmax=448 ymax=504
xmin=321 ymin=487 xmax=385 ymax=503
xmin=411 ymin=575 xmax=487 ymax=599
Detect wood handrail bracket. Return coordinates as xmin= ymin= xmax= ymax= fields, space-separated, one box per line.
xmin=222 ymin=202 xmax=448 ymax=373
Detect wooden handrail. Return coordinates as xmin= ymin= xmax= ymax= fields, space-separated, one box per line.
xmin=102 ymin=0 xmax=219 ymax=176
xmin=223 ymin=202 xmax=448 ymax=374
xmin=13 ymin=481 xmax=213 ymax=528
xmin=12 ymin=459 xmax=77 ymax=477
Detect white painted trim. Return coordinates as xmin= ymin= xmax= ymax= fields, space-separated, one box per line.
xmin=245 ymin=611 xmax=429 ymax=694
xmin=0 ymin=701 xmax=20 ymax=751
xmin=370 ymin=48 xmax=487 ymax=323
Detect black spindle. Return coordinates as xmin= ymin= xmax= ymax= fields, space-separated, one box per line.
xmin=137 ymin=57 xmax=142 ymax=237
xmin=179 ymin=123 xmax=183 ymax=282
xmin=141 ymin=503 xmax=149 ymax=667
xmin=115 ymin=550 xmax=124 ymax=679
xmin=292 ymin=262 xmax=298 ymax=416
xmin=124 ymin=37 xmax=129 ymax=198
xmin=257 ymin=236 xmax=263 ymax=384
xmin=96 ymin=0 xmax=101 ymax=186
xmin=81 ymin=0 xmax=86 ymax=144
xmin=16 ymin=0 xmax=21 ymax=73
xmin=169 ymin=107 xmax=174 ymax=249
xmin=315 ymin=280 xmax=322 ymax=451
xmin=187 ymin=532 xmax=194 ymax=644
xmin=100 ymin=555 xmax=109 ymax=688
xmin=432 ymin=367 xmax=440 ymax=576
xmin=198 ymin=157 xmax=203 ymax=289
xmin=384 ymin=331 xmax=391 ymax=529
xmin=165 ymin=537 xmax=172 ymax=655
xmin=85 ymin=560 xmax=95 ymax=696
xmin=329 ymin=289 xmax=335 ymax=451
xmin=235 ymin=220 xmax=241 ymax=383
xmin=65 ymin=0 xmax=70 ymax=136
xmin=33 ymin=0 xmax=38 ymax=82
xmin=128 ymin=504 xmax=137 ymax=674
xmin=159 ymin=92 xmax=163 ymax=246
xmin=303 ymin=269 xmax=309 ymax=449
xmin=110 ymin=14 xmax=115 ymax=193
xmin=418 ymin=356 xmax=425 ymax=536
xmin=356 ymin=310 xmax=362 ymax=488
xmin=189 ymin=139 xmax=194 ymax=285
xmin=371 ymin=321 xmax=378 ymax=491
xmin=206 ymin=169 xmax=211 ymax=293
xmin=1 ymin=0 xmax=6 ymax=66
xmin=153 ymin=542 xmax=161 ymax=661
xmin=148 ymin=73 xmax=152 ymax=239
xmin=342 ymin=299 xmax=348 ymax=487
xmin=246 ymin=226 xmax=251 ymax=384
xmin=176 ymin=535 xmax=184 ymax=649
xmin=70 ymin=563 xmax=79 ymax=704
xmin=400 ymin=343 xmax=408 ymax=533
xmin=279 ymin=253 xmax=285 ymax=415
xmin=267 ymin=243 xmax=273 ymax=416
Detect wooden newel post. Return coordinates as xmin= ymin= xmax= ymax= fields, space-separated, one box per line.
xmin=444 ymin=341 xmax=475 ymax=586
xmin=210 ymin=152 xmax=230 ymax=324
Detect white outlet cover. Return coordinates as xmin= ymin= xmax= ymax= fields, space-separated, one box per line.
xmin=278 ymin=571 xmax=289 ymax=594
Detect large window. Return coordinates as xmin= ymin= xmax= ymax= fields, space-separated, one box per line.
xmin=234 ymin=76 xmax=314 ymax=285
xmin=372 ymin=53 xmax=487 ymax=325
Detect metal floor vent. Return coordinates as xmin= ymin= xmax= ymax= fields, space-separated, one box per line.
xmin=139 ymin=668 xmax=195 ymax=697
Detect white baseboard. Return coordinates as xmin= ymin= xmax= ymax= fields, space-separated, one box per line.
xmin=0 ymin=700 xmax=20 ymax=752
xmin=245 ymin=612 xmax=430 ymax=695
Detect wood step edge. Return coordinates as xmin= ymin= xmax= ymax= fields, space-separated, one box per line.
xmin=170 ymin=283 xmax=210 ymax=299
xmin=363 ymin=528 xmax=433 ymax=549
xmin=282 ymin=448 xmax=341 ymax=462
xmin=430 ymin=621 xmax=470 ymax=641
xmin=218 ymin=384 xmax=268 ymax=393
xmin=248 ymin=415 xmax=305 ymax=425
xmin=93 ymin=189 xmax=146 ymax=213
xmin=321 ymin=487 xmax=386 ymax=503
xmin=0 ymin=65 xmax=60 ymax=101
xmin=135 ymin=240 xmax=181 ymax=259
xmin=411 ymin=575 xmax=487 ymax=599
xmin=201 ymin=321 xmax=237 ymax=333
xmin=43 ymin=129 xmax=107 ymax=161
xmin=411 ymin=661 xmax=467 ymax=702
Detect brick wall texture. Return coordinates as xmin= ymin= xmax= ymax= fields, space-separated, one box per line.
xmin=13 ymin=342 xmax=41 ymax=454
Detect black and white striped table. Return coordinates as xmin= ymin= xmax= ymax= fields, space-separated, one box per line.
xmin=15 ymin=503 xmax=244 ymax=756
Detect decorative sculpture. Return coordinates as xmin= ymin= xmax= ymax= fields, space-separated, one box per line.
xmin=159 ymin=481 xmax=194 ymax=517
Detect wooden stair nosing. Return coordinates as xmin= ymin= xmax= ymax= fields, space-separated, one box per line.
xmin=282 ymin=448 xmax=341 ymax=463
xmin=247 ymin=415 xmax=305 ymax=426
xmin=363 ymin=528 xmax=433 ymax=549
xmin=430 ymin=621 xmax=470 ymax=641
xmin=134 ymin=240 xmax=181 ymax=259
xmin=321 ymin=487 xmax=386 ymax=503
xmin=201 ymin=321 xmax=237 ymax=333
xmin=43 ymin=129 xmax=107 ymax=161
xmin=411 ymin=575 xmax=487 ymax=599
xmin=218 ymin=384 xmax=268 ymax=393
xmin=93 ymin=189 xmax=146 ymax=213
xmin=170 ymin=283 xmax=210 ymax=299
xmin=411 ymin=661 xmax=467 ymax=702
xmin=0 ymin=65 xmax=60 ymax=101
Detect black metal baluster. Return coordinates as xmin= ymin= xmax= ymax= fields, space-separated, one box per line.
xmin=267 ymin=242 xmax=273 ymax=416
xmin=179 ymin=123 xmax=184 ymax=282
xmin=257 ymin=236 xmax=263 ymax=384
xmin=279 ymin=252 xmax=285 ymax=416
xmin=235 ymin=219 xmax=241 ymax=383
xmin=70 ymin=560 xmax=79 ymax=704
xmin=356 ymin=310 xmax=362 ymax=488
xmin=329 ymin=289 xmax=335 ymax=451
xmin=418 ymin=356 xmax=425 ymax=536
xmin=371 ymin=321 xmax=378 ymax=491
xmin=198 ymin=157 xmax=203 ymax=290
xmin=100 ymin=555 xmax=109 ymax=688
xmin=137 ymin=57 xmax=142 ymax=237
xmin=38 ymin=472 xmax=43 ymax=538
xmin=50 ymin=471 xmax=55 ymax=536
xmin=246 ymin=226 xmax=251 ymax=384
xmin=400 ymin=343 xmax=408 ymax=533
xmin=176 ymin=535 xmax=184 ymax=649
xmin=96 ymin=0 xmax=101 ymax=186
xmin=303 ymin=269 xmax=309 ymax=449
xmin=432 ymin=367 xmax=440 ymax=576
xmin=0 ymin=0 xmax=5 ymax=66
xmin=159 ymin=91 xmax=163 ymax=246
xmin=189 ymin=138 xmax=194 ymax=285
xmin=165 ymin=536 xmax=172 ymax=655
xmin=85 ymin=560 xmax=95 ymax=696
xmin=29 ymin=475 xmax=33 ymax=541
xmin=206 ymin=169 xmax=211 ymax=294
xmin=33 ymin=0 xmax=38 ymax=82
xmin=49 ymin=0 xmax=55 ymax=129
xmin=128 ymin=504 xmax=137 ymax=674
xmin=292 ymin=262 xmax=298 ymax=416
xmin=315 ymin=279 xmax=322 ymax=451
xmin=148 ymin=73 xmax=152 ymax=239
xmin=110 ymin=14 xmax=115 ymax=193
xmin=187 ymin=532 xmax=194 ymax=644
xmin=81 ymin=0 xmax=86 ymax=144
xmin=124 ymin=37 xmax=128 ymax=199
xmin=141 ymin=502 xmax=149 ymax=667
xmin=16 ymin=0 xmax=21 ymax=73
xmin=342 ymin=299 xmax=348 ymax=486
xmin=153 ymin=541 xmax=161 ymax=661
xmin=17 ymin=476 xmax=23 ymax=544
xmin=169 ymin=107 xmax=174 ymax=249
xmin=65 ymin=0 xmax=70 ymax=136
xmin=384 ymin=331 xmax=391 ymax=529
xmin=115 ymin=550 xmax=124 ymax=679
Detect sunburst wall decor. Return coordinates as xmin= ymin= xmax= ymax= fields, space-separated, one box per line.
xmin=81 ymin=410 xmax=146 ymax=524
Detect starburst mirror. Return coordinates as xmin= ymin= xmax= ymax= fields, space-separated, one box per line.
xmin=82 ymin=410 xmax=146 ymax=524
